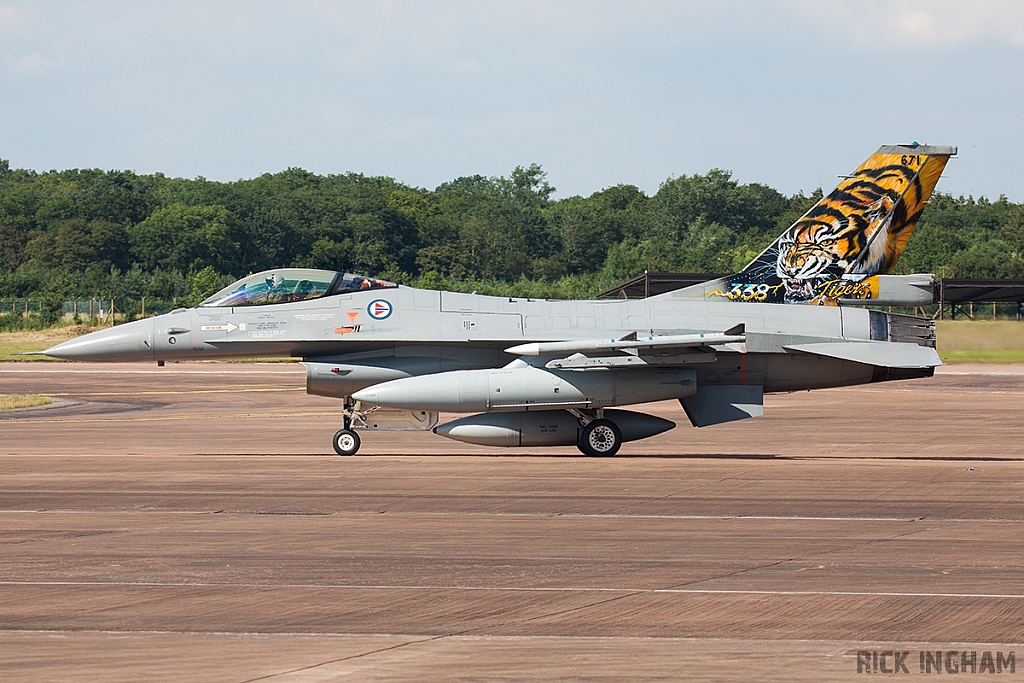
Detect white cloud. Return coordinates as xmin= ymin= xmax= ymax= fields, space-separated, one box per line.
xmin=0 ymin=5 xmax=29 ymax=32
xmin=788 ymin=0 xmax=1024 ymax=49
xmin=7 ymin=51 xmax=60 ymax=74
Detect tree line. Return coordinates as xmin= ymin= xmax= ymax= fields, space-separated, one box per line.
xmin=1 ymin=157 xmax=1022 ymax=324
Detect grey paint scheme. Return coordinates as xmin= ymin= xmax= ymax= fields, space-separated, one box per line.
xmin=681 ymin=385 xmax=765 ymax=428
xmin=43 ymin=283 xmax=938 ymax=408
xmin=351 ymin=363 xmax=699 ymax=413
xmin=39 ymin=142 xmax=950 ymax=451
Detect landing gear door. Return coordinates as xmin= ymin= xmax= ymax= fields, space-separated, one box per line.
xmin=353 ymin=408 xmax=439 ymax=431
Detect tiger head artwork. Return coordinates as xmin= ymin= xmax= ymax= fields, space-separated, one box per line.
xmin=727 ymin=146 xmax=952 ymax=304
xmin=775 ymin=191 xmax=897 ymax=302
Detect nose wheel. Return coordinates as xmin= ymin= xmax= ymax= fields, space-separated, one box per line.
xmin=333 ymin=399 xmax=369 ymax=456
xmin=577 ymin=418 xmax=622 ymax=457
xmin=333 ymin=429 xmax=361 ymax=456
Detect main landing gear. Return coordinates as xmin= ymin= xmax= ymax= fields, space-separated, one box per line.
xmin=570 ymin=409 xmax=623 ymax=457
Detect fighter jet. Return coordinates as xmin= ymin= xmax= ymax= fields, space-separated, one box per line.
xmin=42 ymin=144 xmax=955 ymax=456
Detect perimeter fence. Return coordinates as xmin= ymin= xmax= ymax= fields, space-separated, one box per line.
xmin=0 ymin=297 xmax=179 ymax=330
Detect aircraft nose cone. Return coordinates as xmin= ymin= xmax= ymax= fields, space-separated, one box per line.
xmin=42 ymin=318 xmax=155 ymax=362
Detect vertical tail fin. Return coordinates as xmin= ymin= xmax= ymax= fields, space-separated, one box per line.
xmin=684 ymin=144 xmax=955 ymax=305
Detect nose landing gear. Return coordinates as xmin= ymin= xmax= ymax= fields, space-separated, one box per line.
xmin=332 ymin=398 xmax=370 ymax=456
xmin=333 ymin=428 xmax=361 ymax=456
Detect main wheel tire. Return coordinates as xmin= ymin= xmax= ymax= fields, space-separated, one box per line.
xmin=577 ymin=419 xmax=622 ymax=457
xmin=333 ymin=429 xmax=361 ymax=456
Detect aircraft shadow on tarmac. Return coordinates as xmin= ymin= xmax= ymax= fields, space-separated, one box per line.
xmin=207 ymin=452 xmax=781 ymax=459
xmin=200 ymin=452 xmax=1024 ymax=461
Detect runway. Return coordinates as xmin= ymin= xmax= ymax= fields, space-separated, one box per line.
xmin=2 ymin=362 xmax=1023 ymax=681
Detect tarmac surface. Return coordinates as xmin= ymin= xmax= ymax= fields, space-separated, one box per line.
xmin=1 ymin=361 xmax=1023 ymax=681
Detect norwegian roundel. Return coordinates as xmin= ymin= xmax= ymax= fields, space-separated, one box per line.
xmin=367 ymin=299 xmax=393 ymax=320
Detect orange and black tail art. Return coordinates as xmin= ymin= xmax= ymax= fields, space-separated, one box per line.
xmin=714 ymin=144 xmax=955 ymax=304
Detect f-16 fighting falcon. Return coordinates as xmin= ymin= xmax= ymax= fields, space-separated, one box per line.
xmin=42 ymin=144 xmax=955 ymax=456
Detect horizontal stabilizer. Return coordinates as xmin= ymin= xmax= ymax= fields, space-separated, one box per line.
xmin=680 ymin=385 xmax=764 ymax=428
xmin=784 ymin=341 xmax=941 ymax=368
xmin=506 ymin=331 xmax=744 ymax=356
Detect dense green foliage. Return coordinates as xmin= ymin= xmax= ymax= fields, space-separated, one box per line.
xmin=2 ymin=157 xmax=1022 ymax=315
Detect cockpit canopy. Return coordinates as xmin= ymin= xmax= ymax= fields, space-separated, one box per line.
xmin=199 ymin=269 xmax=397 ymax=307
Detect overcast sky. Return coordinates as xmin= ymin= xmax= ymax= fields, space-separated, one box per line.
xmin=2 ymin=1 xmax=1023 ymax=200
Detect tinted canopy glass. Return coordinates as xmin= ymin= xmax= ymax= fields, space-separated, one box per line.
xmin=200 ymin=269 xmax=337 ymax=307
